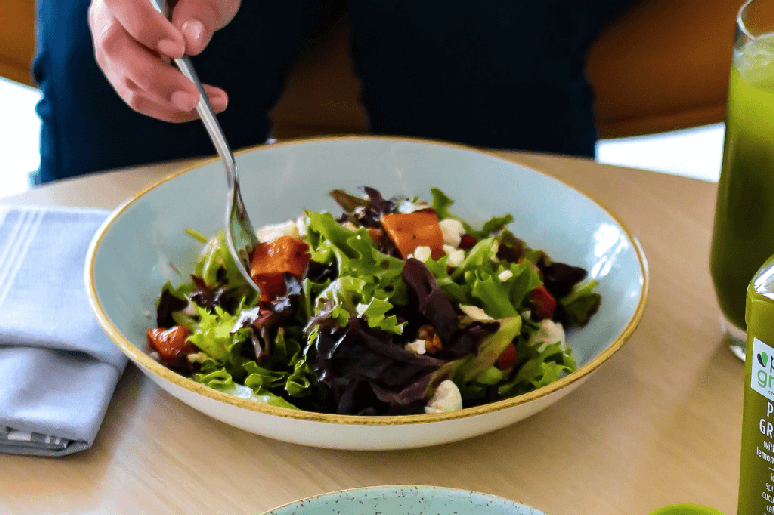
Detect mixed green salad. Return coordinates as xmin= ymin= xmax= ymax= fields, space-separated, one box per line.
xmin=146 ymin=187 xmax=601 ymax=416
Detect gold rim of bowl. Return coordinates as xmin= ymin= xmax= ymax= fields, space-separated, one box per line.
xmin=85 ymin=135 xmax=649 ymax=426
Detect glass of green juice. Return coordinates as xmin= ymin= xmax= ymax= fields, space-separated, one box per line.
xmin=711 ymin=0 xmax=774 ymax=360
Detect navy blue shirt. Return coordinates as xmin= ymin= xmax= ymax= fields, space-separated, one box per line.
xmin=33 ymin=0 xmax=635 ymax=183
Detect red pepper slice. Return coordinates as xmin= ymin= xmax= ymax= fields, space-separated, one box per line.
xmin=530 ymin=284 xmax=556 ymax=320
xmin=496 ymin=342 xmax=518 ymax=370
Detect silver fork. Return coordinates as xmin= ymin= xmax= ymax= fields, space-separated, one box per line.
xmin=150 ymin=0 xmax=261 ymax=294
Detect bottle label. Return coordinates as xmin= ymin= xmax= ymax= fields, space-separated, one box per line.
xmin=740 ymin=337 xmax=774 ymax=515
xmin=752 ymin=337 xmax=774 ymax=401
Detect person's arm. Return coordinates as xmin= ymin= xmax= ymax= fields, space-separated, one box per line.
xmin=87 ymin=0 xmax=241 ymax=122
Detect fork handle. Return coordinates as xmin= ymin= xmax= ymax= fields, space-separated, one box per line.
xmin=173 ymin=56 xmax=239 ymax=190
xmin=148 ymin=0 xmax=238 ymax=191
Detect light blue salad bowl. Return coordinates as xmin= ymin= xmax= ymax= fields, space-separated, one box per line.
xmin=86 ymin=136 xmax=648 ymax=450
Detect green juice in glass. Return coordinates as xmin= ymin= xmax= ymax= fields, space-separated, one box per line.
xmin=711 ymin=38 xmax=774 ymax=334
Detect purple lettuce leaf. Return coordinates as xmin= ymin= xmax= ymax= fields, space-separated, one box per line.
xmin=313 ymin=316 xmax=442 ymax=415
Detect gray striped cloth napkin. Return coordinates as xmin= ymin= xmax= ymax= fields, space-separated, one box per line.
xmin=0 ymin=207 xmax=128 ymax=457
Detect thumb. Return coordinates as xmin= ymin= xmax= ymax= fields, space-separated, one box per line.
xmin=170 ymin=0 xmax=241 ymax=56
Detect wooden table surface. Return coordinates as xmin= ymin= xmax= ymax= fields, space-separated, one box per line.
xmin=0 ymin=150 xmax=741 ymax=515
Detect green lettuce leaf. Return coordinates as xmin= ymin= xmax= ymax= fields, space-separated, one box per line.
xmin=256 ymin=327 xmax=318 ymax=399
xmin=560 ymin=280 xmax=602 ymax=326
xmin=454 ymin=316 xmax=522 ymax=383
xmin=196 ymin=367 xmax=299 ymax=409
xmin=468 ymin=261 xmax=540 ymax=319
xmin=356 ymin=297 xmax=405 ymax=334
xmin=430 ymin=187 xmax=513 ymax=240
xmin=422 ymin=256 xmax=472 ymax=305
xmin=307 ymin=212 xmax=407 ymax=298
xmin=305 ymin=211 xmax=408 ymax=333
xmin=449 ymin=237 xmax=498 ymax=280
xmin=194 ymin=230 xmax=248 ymax=287
xmin=285 ymin=356 xmax=317 ymax=397
xmin=497 ymin=340 xmax=576 ymax=398
xmin=187 ymin=305 xmax=249 ymax=368
xmin=160 ymin=279 xmax=194 ymax=300
xmin=442 ymin=236 xmax=541 ymax=320
xmin=243 ymin=361 xmax=288 ymax=391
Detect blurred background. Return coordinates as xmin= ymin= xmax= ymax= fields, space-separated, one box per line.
xmin=0 ymin=0 xmax=739 ymax=198
xmin=0 ymin=75 xmax=726 ymax=199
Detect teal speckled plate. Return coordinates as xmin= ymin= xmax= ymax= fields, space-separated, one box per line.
xmin=262 ymin=486 xmax=547 ymax=515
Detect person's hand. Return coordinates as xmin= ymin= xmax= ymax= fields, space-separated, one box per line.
xmin=88 ymin=0 xmax=241 ymax=122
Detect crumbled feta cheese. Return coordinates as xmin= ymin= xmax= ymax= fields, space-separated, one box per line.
xmin=425 ymin=380 xmax=463 ymax=414
xmin=445 ymin=247 xmax=466 ymax=267
xmin=449 ymin=252 xmax=465 ymax=267
xmin=527 ymin=319 xmax=567 ymax=352
xmin=490 ymin=242 xmax=500 ymax=262
xmin=439 ymin=218 xmax=465 ymax=247
xmin=295 ymin=215 xmax=309 ymax=237
xmin=397 ymin=199 xmax=430 ymax=213
xmin=412 ymin=245 xmax=432 ymax=262
xmin=256 ymin=217 xmax=304 ymax=242
xmin=459 ymin=304 xmax=495 ymax=322
xmin=498 ymin=269 xmax=513 ymax=281
xmin=405 ymin=339 xmax=427 ymax=355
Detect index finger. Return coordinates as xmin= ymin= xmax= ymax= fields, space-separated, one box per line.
xmin=100 ymin=0 xmax=186 ymax=58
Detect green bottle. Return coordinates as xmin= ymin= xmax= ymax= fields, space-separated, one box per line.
xmin=740 ymin=254 xmax=774 ymax=514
